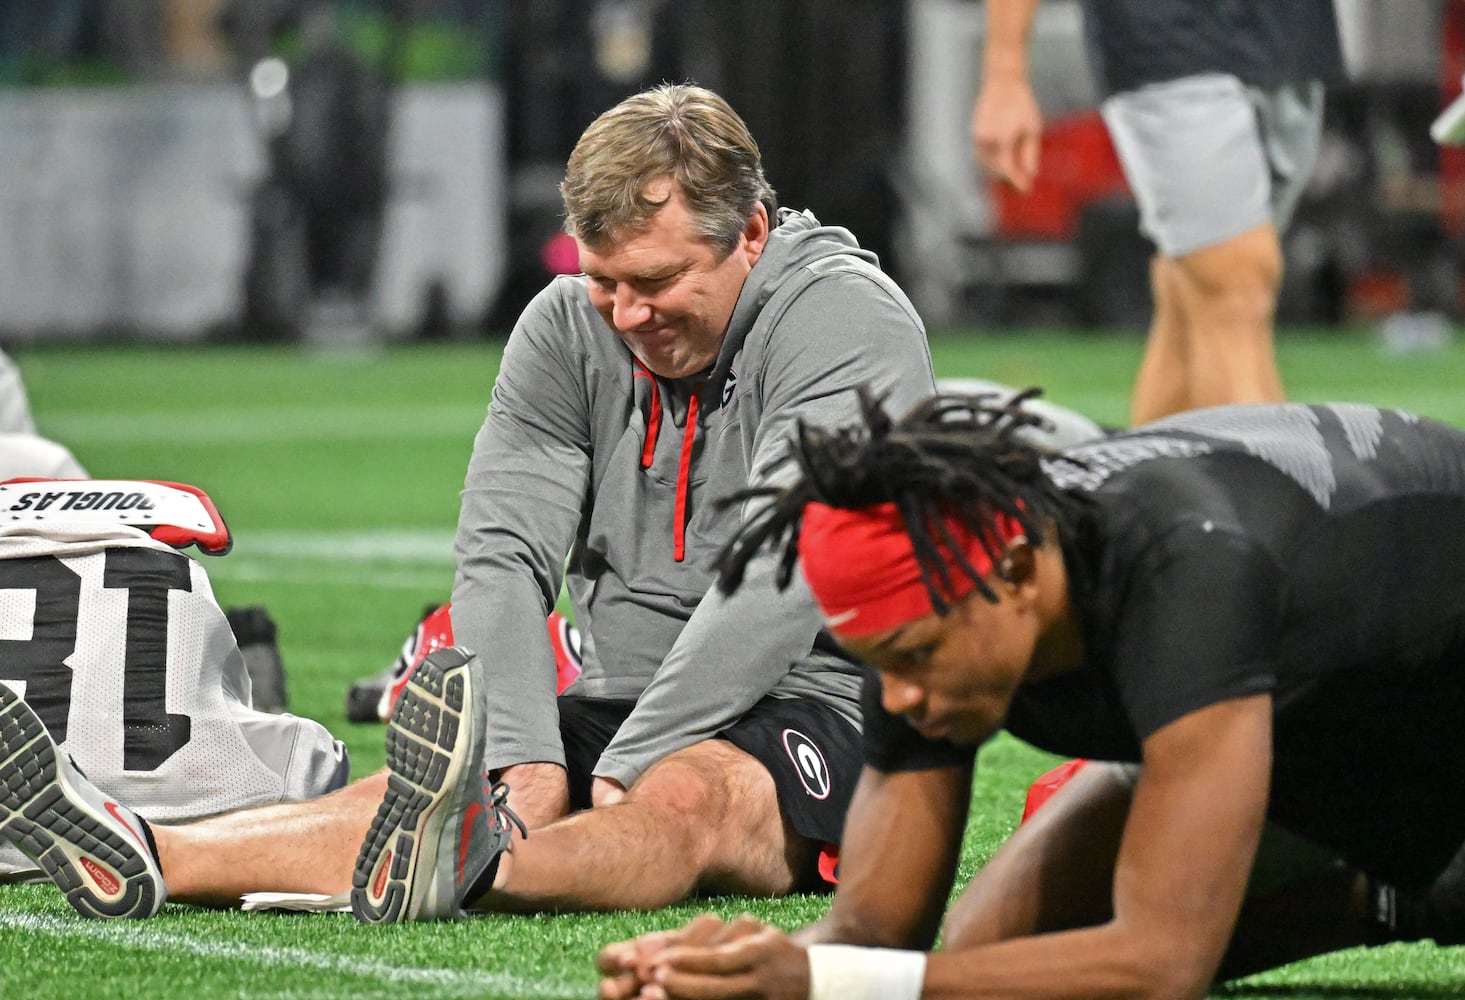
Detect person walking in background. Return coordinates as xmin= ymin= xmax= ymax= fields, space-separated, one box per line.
xmin=972 ymin=0 xmax=1345 ymax=425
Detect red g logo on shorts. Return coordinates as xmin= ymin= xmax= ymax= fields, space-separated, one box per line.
xmin=782 ymin=728 xmax=831 ymax=800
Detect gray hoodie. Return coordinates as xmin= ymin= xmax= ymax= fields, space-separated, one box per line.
xmin=451 ymin=210 xmax=936 ymax=788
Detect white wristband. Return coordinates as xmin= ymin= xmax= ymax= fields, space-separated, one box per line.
xmin=806 ymin=944 xmax=927 ymax=1000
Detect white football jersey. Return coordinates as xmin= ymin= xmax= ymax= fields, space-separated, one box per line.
xmin=0 ymin=523 xmax=348 ymax=875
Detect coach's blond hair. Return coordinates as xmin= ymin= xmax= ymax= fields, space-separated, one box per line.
xmin=561 ymin=83 xmax=777 ymax=254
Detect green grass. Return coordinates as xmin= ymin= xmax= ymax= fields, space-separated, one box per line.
xmin=2 ymin=328 xmax=1465 ymax=997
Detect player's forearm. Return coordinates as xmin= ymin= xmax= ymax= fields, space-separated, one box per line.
xmin=920 ymin=922 xmax=1209 ymax=1000
xmin=793 ymin=907 xmax=929 ymax=951
xmin=980 ymin=0 xmax=1041 ymax=83
xmin=794 ymin=766 xmax=972 ymax=951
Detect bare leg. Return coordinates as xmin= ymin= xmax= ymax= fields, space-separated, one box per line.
xmin=1131 ymin=223 xmax=1285 ymax=425
xmin=1129 ymin=256 xmax=1192 ymax=427
xmin=473 ymin=739 xmax=809 ymax=913
xmin=154 ymin=770 xmax=387 ymax=907
xmin=497 ymin=761 xmax=571 ymax=830
xmin=941 ymin=761 xmax=1133 ymax=948
xmin=1170 ymin=222 xmax=1285 ymax=415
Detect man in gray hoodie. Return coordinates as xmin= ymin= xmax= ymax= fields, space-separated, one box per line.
xmin=365 ymin=82 xmax=943 ymax=917
xmin=1 ymin=83 xmax=948 ymax=921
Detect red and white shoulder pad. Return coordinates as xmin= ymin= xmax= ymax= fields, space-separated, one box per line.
xmin=0 ymin=478 xmax=233 ymax=555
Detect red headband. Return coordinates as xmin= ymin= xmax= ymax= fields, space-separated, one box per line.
xmin=799 ymin=501 xmax=1025 ymax=638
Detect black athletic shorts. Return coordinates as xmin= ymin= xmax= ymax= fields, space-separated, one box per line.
xmin=558 ymin=693 xmax=860 ymax=863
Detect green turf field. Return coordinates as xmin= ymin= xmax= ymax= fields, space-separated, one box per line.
xmin=2 ymin=329 xmax=1465 ymax=998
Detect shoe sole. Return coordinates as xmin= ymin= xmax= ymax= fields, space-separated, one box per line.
xmin=0 ymin=686 xmax=162 ymax=919
xmin=351 ymin=646 xmax=481 ymax=923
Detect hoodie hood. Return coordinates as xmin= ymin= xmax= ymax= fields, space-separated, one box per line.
xmin=702 ymin=209 xmax=877 ymax=405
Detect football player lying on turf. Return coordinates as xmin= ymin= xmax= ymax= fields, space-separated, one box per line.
xmin=597 ymin=391 xmax=1465 ymax=1000
xmin=0 ymin=478 xmax=347 ymax=909
xmin=344 ymin=602 xmax=583 ymax=723
xmin=0 ymin=358 xmax=292 ymax=714
xmin=0 ymin=84 xmax=1099 ymax=926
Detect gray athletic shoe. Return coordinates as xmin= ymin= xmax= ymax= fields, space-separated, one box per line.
xmin=0 ymin=684 xmax=165 ymax=918
xmin=351 ymin=646 xmax=525 ymax=923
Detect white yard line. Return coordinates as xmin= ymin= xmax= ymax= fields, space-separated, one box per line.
xmin=233 ymin=530 xmax=457 ymax=563
xmin=206 ymin=527 xmax=454 ymax=591
xmin=41 ymin=405 xmax=483 ymax=446
xmin=0 ymin=911 xmax=579 ymax=999
xmin=204 ymin=530 xmax=456 ymax=590
xmin=206 ymin=561 xmax=454 ymax=592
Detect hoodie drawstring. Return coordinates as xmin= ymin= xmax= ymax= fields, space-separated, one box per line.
xmin=633 ymin=358 xmax=661 ymax=469
xmin=633 ymin=357 xmax=699 ymax=563
xmin=673 ymin=392 xmax=698 ymax=562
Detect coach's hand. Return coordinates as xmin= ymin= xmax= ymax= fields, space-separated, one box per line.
xmin=592 ymin=776 xmax=627 ymax=807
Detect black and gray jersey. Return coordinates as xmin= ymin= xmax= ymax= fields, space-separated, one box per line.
xmin=865 ymin=403 xmax=1465 ymax=887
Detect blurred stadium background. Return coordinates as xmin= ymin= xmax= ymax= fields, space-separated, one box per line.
xmin=4 ymin=2 xmax=1465 ymax=998
xmin=2 ymin=0 xmax=1461 ymax=346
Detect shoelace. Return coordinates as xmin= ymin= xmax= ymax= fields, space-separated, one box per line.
xmin=488 ymin=781 xmax=529 ymax=841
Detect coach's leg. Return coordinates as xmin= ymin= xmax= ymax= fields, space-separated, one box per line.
xmin=942 ymin=761 xmax=1133 ymax=948
xmin=153 ymin=770 xmax=387 ymax=907
xmin=473 ymin=739 xmax=806 ymax=912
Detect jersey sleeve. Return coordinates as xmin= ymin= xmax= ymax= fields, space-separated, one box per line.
xmin=1107 ymin=522 xmax=1284 ymax=741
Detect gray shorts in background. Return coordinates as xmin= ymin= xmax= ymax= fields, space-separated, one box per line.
xmin=1100 ymin=73 xmax=1325 ymax=258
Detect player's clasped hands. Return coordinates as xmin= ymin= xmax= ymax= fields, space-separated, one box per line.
xmin=597 ymin=913 xmax=809 ymax=1000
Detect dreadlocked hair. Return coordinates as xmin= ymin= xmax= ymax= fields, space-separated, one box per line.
xmin=714 ymin=386 xmax=1090 ymax=615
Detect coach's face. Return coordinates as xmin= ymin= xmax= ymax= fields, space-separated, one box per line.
xmin=581 ymin=177 xmax=769 ymax=379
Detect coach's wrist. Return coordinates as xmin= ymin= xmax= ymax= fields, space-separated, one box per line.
xmin=591 ymin=776 xmax=626 ymax=807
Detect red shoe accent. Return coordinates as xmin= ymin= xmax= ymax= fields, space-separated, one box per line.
xmin=372 ymin=851 xmax=392 ymax=898
xmin=383 ymin=607 xmax=581 ymax=720
xmin=81 ymin=857 xmax=120 ymax=896
xmin=458 ymin=800 xmax=486 ymax=884
xmin=104 ymin=801 xmax=144 ymax=848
